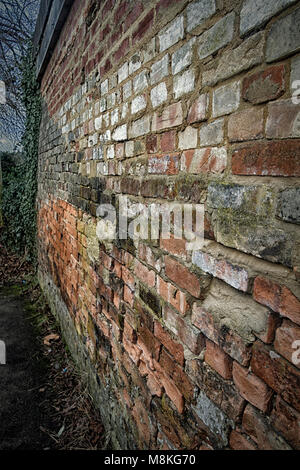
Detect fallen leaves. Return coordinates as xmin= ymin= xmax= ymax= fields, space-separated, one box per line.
xmin=43 ymin=333 xmax=59 ymax=345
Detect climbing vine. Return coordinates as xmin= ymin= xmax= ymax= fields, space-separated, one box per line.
xmin=0 ymin=44 xmax=41 ymax=262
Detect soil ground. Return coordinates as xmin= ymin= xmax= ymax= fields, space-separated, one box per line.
xmin=0 ymin=244 xmax=105 ymax=450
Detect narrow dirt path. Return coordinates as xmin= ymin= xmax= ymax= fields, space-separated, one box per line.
xmin=0 ymin=288 xmax=52 ymax=450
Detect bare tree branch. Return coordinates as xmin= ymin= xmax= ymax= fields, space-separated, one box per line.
xmin=0 ymin=0 xmax=40 ymax=151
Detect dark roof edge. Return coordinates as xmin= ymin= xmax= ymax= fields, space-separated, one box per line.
xmin=34 ymin=0 xmax=74 ymax=81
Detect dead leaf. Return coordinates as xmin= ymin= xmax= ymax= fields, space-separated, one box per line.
xmin=43 ymin=334 xmax=60 ymax=345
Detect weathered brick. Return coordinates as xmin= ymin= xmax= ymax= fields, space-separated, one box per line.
xmin=158 ymin=277 xmax=188 ymax=315
xmin=242 ymin=404 xmax=292 ymax=450
xmin=150 ymin=82 xmax=168 ymax=108
xmin=232 ymin=140 xmax=300 ymax=177
xmin=165 ymin=256 xmax=200 ymax=297
xmin=266 ymin=7 xmax=300 ymax=62
xmin=152 ymin=102 xmax=183 ymax=131
xmin=198 ymin=13 xmax=235 ymax=60
xmin=270 ymin=396 xmax=300 ymax=449
xmin=187 ymin=93 xmax=208 ymax=123
xmin=133 ymin=70 xmax=148 ymax=94
xmin=134 ymin=259 xmax=155 ymax=287
xmin=131 ymin=94 xmax=147 ymax=114
xmin=212 ymin=81 xmax=240 ymax=117
xmin=266 ymin=99 xmax=300 ymax=139
xmin=154 ymin=321 xmax=184 ymax=366
xmin=228 ymin=108 xmax=264 ymax=142
xmin=129 ymin=115 xmax=151 ymax=138
xmin=242 ymin=64 xmax=285 ymax=105
xmin=118 ymin=62 xmax=128 ymax=84
xmin=251 ymin=341 xmax=300 ymax=412
xmin=186 ymin=0 xmax=216 ymax=32
xmin=276 ymin=187 xmax=300 ymax=225
xmin=192 ymin=304 xmax=252 ymax=365
xmin=161 ymin=130 xmax=176 ymax=152
xmin=150 ymin=55 xmax=169 ymax=85
xmin=148 ymin=153 xmax=180 ymax=175
xmin=229 ymin=430 xmax=257 ymax=450
xmin=274 ymin=319 xmax=300 ymax=367
xmin=200 ymin=118 xmax=224 ymax=146
xmin=253 ymin=277 xmax=300 ymax=325
xmin=203 ymin=32 xmax=265 ymax=87
xmin=178 ymin=126 xmax=198 ymax=150
xmin=158 ymin=15 xmax=184 ymax=53
xmin=240 ymin=0 xmax=296 ymax=35
xmin=181 ymin=147 xmax=227 ymax=174
xmin=232 ymin=362 xmax=273 ymax=412
xmin=205 ymin=339 xmax=232 ymax=379
xmin=112 ymin=124 xmax=127 ymax=141
xmin=132 ymin=9 xmax=154 ymax=45
xmin=173 ymin=69 xmax=195 ymax=99
xmin=172 ymin=38 xmax=195 ymax=75
xmin=192 ymin=250 xmax=249 ymax=292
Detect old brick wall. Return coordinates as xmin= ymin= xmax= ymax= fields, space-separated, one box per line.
xmin=37 ymin=0 xmax=300 ymax=450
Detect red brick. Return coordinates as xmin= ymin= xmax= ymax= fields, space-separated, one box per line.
xmin=114 ymin=37 xmax=129 ymax=62
xmin=242 ymin=65 xmax=285 ymax=104
xmin=158 ymin=276 xmax=188 ymax=315
xmin=152 ymin=103 xmax=183 ymax=131
xmin=148 ymin=153 xmax=180 ymax=175
xmin=165 ymin=256 xmax=200 ymax=297
xmin=154 ymin=321 xmax=184 ymax=366
xmin=161 ymin=131 xmax=176 ymax=152
xmin=253 ymin=277 xmax=300 ymax=326
xmin=125 ymin=2 xmax=143 ymax=29
xmin=187 ymin=94 xmax=208 ymax=124
xmin=123 ymin=335 xmax=142 ymax=365
xmin=124 ymin=285 xmax=134 ymax=307
xmin=114 ymin=0 xmax=129 ymax=24
xmin=270 ymin=396 xmax=300 ymax=450
xmin=132 ymin=9 xmax=154 ymax=45
xmin=232 ymin=140 xmax=300 ymax=177
xmin=137 ymin=326 xmax=161 ymax=363
xmin=122 ymin=266 xmax=135 ymax=290
xmin=228 ymin=108 xmax=264 ymax=142
xmin=242 ymin=404 xmax=291 ymax=450
xmin=160 ymin=234 xmax=187 ymax=257
xmin=146 ymin=134 xmax=158 ymax=153
xmin=251 ymin=340 xmax=300 ymax=412
xmin=134 ymin=260 xmax=155 ymax=287
xmin=182 ymin=148 xmax=227 ymax=174
xmin=164 ymin=305 xmax=204 ymax=354
xmin=274 ymin=319 xmax=300 ymax=367
xmin=158 ymin=349 xmax=194 ymax=401
xmin=205 ymin=339 xmax=232 ymax=379
xmin=132 ymin=398 xmax=151 ymax=446
xmin=229 ymin=430 xmax=257 ymax=450
xmin=160 ymin=373 xmax=184 ymax=414
xmin=232 ymin=361 xmax=273 ymax=412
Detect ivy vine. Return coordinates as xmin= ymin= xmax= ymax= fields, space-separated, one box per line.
xmin=0 ymin=44 xmax=41 ymax=262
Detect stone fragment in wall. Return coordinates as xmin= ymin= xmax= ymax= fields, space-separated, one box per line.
xmin=186 ymin=0 xmax=216 ymax=33
xmin=212 ymin=81 xmax=240 ymax=117
xmin=200 ymin=118 xmax=224 ymax=146
xmin=173 ymin=69 xmax=195 ymax=99
xmin=172 ymin=38 xmax=195 ymax=75
xmin=240 ymin=0 xmax=297 ymax=35
xmin=158 ymin=15 xmax=184 ymax=53
xmin=266 ymin=99 xmax=300 ymax=139
xmin=203 ymin=32 xmax=265 ymax=87
xmin=198 ymin=12 xmax=235 ymax=60
xmin=276 ymin=187 xmax=300 ymax=225
xmin=266 ymin=6 xmax=300 ymax=62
